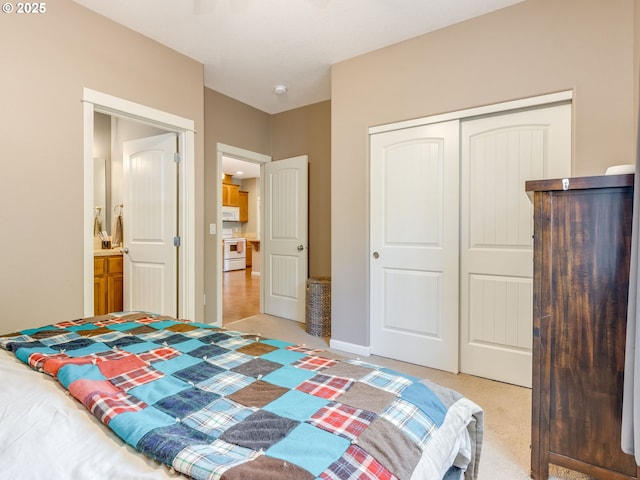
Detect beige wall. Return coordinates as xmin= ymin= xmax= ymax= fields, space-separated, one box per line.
xmin=272 ymin=101 xmax=332 ymax=278
xmin=0 ymin=0 xmax=204 ymax=332
xmin=203 ymin=91 xmax=332 ymax=323
xmin=203 ymin=88 xmax=271 ymax=324
xmin=331 ymin=0 xmax=637 ymax=346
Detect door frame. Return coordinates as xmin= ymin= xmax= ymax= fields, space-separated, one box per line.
xmin=216 ymin=143 xmax=271 ymax=326
xmin=82 ymin=88 xmax=197 ymax=320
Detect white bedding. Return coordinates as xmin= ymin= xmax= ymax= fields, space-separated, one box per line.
xmin=0 ymin=347 xmax=482 ymax=480
xmin=0 ymin=350 xmax=180 ymax=479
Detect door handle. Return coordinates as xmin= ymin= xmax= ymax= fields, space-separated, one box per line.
xmin=120 ymin=247 xmax=129 ymax=254
xmin=297 ymin=245 xmax=304 ymax=252
xmin=372 ymin=251 xmax=379 ymax=259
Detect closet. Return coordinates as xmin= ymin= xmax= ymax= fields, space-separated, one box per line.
xmin=368 ymin=99 xmax=570 ymax=386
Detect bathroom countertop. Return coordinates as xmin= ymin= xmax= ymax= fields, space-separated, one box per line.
xmin=94 ymin=248 xmax=123 ymax=257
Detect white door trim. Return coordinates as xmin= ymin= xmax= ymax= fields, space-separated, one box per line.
xmin=215 ymin=143 xmax=271 ymax=327
xmin=368 ymin=90 xmax=573 ymax=135
xmin=82 ymin=87 xmax=197 ymax=321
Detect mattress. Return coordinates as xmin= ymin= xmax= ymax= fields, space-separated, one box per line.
xmin=0 ymin=312 xmax=483 ymax=480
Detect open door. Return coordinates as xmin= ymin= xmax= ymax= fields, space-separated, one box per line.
xmin=262 ymin=156 xmax=308 ymax=321
xmin=122 ymin=133 xmax=179 ymax=316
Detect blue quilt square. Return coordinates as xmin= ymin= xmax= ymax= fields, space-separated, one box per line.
xmin=14 ymin=345 xmax=57 ymax=363
xmin=8 ymin=340 xmax=46 ymax=353
xmin=136 ymin=329 xmax=176 ymax=343
xmin=260 ymin=348 xmax=307 ymax=366
xmin=198 ymin=371 xmax=254 ymax=396
xmin=400 ymin=382 xmax=447 ymax=426
xmin=65 ymin=324 xmax=100 ymax=332
xmin=153 ymin=387 xmax=221 ymax=419
xmin=204 ymin=350 xmax=253 ymax=370
xmin=154 ymin=353 xmax=202 ymax=375
xmin=120 ymin=341 xmax=163 ymax=354
xmin=262 ymin=389 xmax=329 ymax=421
xmin=65 ymin=342 xmax=111 ymax=357
xmin=138 ymin=423 xmax=215 ymax=465
xmin=47 ymin=338 xmax=97 ymax=351
xmin=58 ymin=363 xmax=106 ymax=388
xmin=266 ymin=423 xmax=350 ymax=476
xmin=261 ymin=365 xmax=316 ymax=389
xmin=105 ymin=335 xmax=145 ymax=349
xmin=106 ymin=321 xmax=146 ymax=332
xmin=110 ymin=406 xmax=177 ymax=447
xmin=197 ymin=331 xmax=231 ymax=344
xmin=219 ymin=410 xmax=299 ymax=451
xmin=160 ymin=333 xmax=192 ymax=345
xmin=171 ymin=339 xmax=208 ymax=353
xmin=187 ymin=343 xmax=230 ymax=360
xmin=129 ymin=376 xmax=191 ymax=405
xmin=174 ymin=361 xmax=225 ymax=384
xmin=147 ymin=320 xmax=182 ymax=330
xmin=262 ymin=339 xmax=296 ymax=349
xmin=182 ymin=398 xmax=255 ymax=437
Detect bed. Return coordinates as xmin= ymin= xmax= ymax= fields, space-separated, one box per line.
xmin=0 ymin=312 xmax=483 ymax=480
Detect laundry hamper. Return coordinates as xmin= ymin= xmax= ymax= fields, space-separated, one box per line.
xmin=305 ymin=277 xmax=331 ymax=337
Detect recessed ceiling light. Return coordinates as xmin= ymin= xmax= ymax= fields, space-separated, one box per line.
xmin=236 ymin=171 xmax=244 ymax=176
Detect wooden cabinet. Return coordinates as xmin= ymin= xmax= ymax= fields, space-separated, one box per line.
xmin=527 ymin=174 xmax=639 ymax=480
xmin=239 ymin=191 xmax=249 ymax=222
xmin=245 ymin=241 xmax=252 ymax=267
xmin=222 ymin=183 xmax=239 ymax=206
xmin=94 ymin=254 xmax=123 ymax=315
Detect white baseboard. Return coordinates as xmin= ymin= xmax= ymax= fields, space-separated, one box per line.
xmin=329 ymin=338 xmax=371 ymax=357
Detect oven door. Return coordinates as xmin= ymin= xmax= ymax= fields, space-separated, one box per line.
xmin=224 ymin=239 xmax=242 ymax=259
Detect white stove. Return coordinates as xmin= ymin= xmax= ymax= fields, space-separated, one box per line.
xmin=222 ymin=229 xmax=246 ymax=271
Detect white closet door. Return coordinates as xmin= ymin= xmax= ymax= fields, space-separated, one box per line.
xmin=370 ymin=121 xmax=460 ymax=372
xmin=459 ymin=104 xmax=571 ymax=387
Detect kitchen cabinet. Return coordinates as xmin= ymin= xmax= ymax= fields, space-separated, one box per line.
xmin=222 ymin=183 xmax=239 ymax=207
xmin=526 ymin=174 xmax=639 ymax=480
xmin=94 ymin=254 xmax=123 ymax=315
xmin=246 ymin=241 xmax=252 ymax=267
xmin=239 ymin=191 xmax=249 ymax=222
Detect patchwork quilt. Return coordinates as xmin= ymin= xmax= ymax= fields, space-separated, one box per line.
xmin=0 ymin=312 xmax=482 ymax=480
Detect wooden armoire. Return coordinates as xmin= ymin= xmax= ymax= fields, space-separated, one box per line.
xmin=526 ymin=174 xmax=639 ymax=480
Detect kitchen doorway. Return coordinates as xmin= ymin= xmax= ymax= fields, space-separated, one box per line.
xmin=216 ymin=144 xmax=271 ymax=325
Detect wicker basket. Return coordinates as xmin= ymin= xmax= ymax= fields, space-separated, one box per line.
xmin=305 ymin=277 xmax=331 ymax=337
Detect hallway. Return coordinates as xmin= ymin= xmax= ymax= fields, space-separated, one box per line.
xmin=222 ymin=268 xmax=260 ymax=324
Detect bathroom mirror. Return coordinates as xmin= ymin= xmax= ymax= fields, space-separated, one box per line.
xmin=93 ymin=157 xmax=109 ymax=235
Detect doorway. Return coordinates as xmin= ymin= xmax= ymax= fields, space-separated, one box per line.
xmin=216 ymin=143 xmax=271 ymax=326
xmin=83 ymin=88 xmax=197 ymax=321
xmin=221 ymin=156 xmax=261 ymax=323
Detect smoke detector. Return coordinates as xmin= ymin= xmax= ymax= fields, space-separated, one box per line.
xmin=274 ymin=85 xmax=288 ymax=95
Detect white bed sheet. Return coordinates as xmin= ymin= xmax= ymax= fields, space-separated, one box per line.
xmin=0 ymin=350 xmax=181 ymax=479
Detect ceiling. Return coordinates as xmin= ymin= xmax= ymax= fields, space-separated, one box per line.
xmin=222 ymin=156 xmax=261 ymax=180
xmin=73 ymin=0 xmax=523 ymax=114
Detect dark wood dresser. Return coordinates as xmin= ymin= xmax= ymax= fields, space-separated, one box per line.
xmin=526 ymin=174 xmax=639 ymax=480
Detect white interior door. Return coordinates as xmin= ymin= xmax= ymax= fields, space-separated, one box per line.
xmin=370 ymin=121 xmax=460 ymax=372
xmin=122 ymin=133 xmax=178 ymax=317
xmin=459 ymin=104 xmax=571 ymax=387
xmin=263 ymin=156 xmax=308 ymax=321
